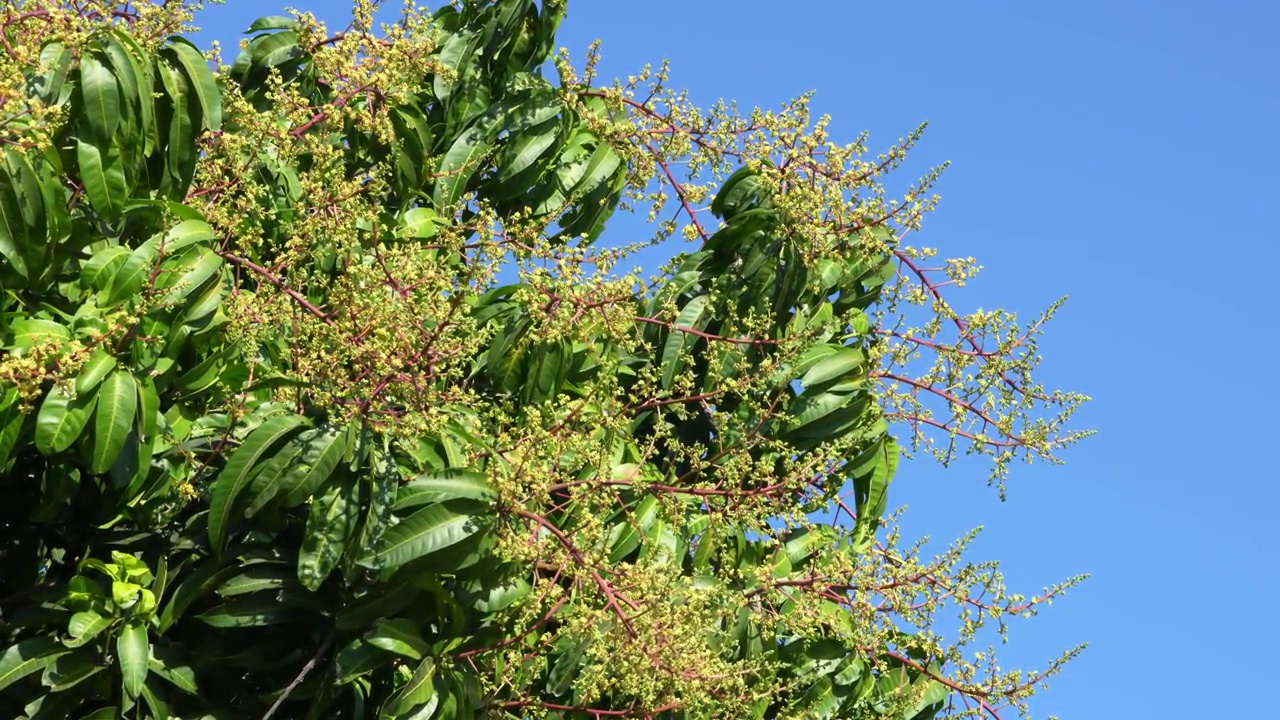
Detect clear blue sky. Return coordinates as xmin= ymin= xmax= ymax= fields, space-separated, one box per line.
xmin=192 ymin=2 xmax=1280 ymax=716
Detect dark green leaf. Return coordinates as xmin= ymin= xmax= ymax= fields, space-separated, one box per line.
xmin=117 ymin=619 xmax=148 ymax=698
xmin=208 ymin=413 xmax=310 ymax=550
xmin=163 ymin=38 xmax=222 ymax=131
xmin=90 ymin=369 xmax=137 ymax=474
xmin=0 ymin=637 xmax=68 ymax=692
xmin=76 ymin=139 xmax=127 ymax=221
xmin=297 ymin=474 xmax=361 ymax=591
xmin=281 ymin=424 xmax=349 ymax=506
xmin=35 ymin=383 xmax=96 ymax=455
xmin=394 ymin=469 xmax=491 ymax=511
xmin=359 ymin=502 xmax=485 ymax=570
xmin=79 ymin=52 xmax=120 ymax=143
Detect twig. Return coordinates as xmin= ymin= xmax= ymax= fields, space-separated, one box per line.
xmin=261 ymin=632 xmax=335 ymax=720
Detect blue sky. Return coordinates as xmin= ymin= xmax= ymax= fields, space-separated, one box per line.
xmin=192 ymin=2 xmax=1280 ymax=716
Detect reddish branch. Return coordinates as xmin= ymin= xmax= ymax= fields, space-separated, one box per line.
xmin=216 ymin=251 xmax=335 ymax=326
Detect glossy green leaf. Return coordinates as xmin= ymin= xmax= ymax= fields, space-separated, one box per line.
xmin=79 ymin=52 xmax=120 ymax=143
xmin=90 ymin=369 xmax=137 ymax=474
xmin=41 ymin=650 xmax=102 ymax=692
xmin=35 ymin=383 xmax=96 ymax=455
xmin=0 ymin=638 xmax=68 ymax=692
xmin=281 ymin=423 xmax=349 ymax=506
xmin=162 ymin=38 xmax=222 ymax=131
xmin=245 ymin=16 xmax=300 ymax=33
xmin=76 ymin=139 xmax=126 ymax=221
xmin=207 ymin=413 xmax=310 ymax=550
xmin=366 ymin=618 xmax=431 ymax=661
xmin=147 ymin=644 xmax=198 ymax=695
xmin=660 ymin=294 xmax=709 ymax=390
xmin=359 ymin=502 xmax=484 ymax=570
xmin=117 ymin=619 xmax=149 ymax=698
xmin=196 ymin=597 xmax=298 ymax=627
xmin=64 ymin=610 xmax=112 ymax=649
xmin=386 ymin=656 xmax=436 ymax=717
xmin=394 ymin=469 xmax=491 ymax=511
xmin=75 ymin=349 xmax=116 ymax=395
xmin=297 ymin=474 xmax=361 ymax=591
xmin=104 ymin=242 xmax=158 ymax=306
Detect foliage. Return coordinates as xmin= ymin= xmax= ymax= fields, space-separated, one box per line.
xmin=0 ymin=2 xmax=1090 ymax=718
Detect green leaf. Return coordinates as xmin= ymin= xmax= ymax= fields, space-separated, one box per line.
xmin=117 ymin=619 xmax=148 ymax=699
xmin=196 ymin=597 xmax=298 ymax=627
xmin=801 ymin=346 xmax=866 ymax=388
xmin=32 ymin=42 xmax=74 ymax=106
xmin=496 ymin=117 xmax=561 ymax=182
xmin=35 ymin=383 xmax=96 ymax=455
xmin=76 ymin=139 xmax=127 ymax=221
xmin=386 ymin=656 xmax=436 ymax=717
xmin=359 ymin=501 xmax=485 ymax=570
xmin=158 ymin=245 xmax=223 ymax=306
xmin=162 ymin=38 xmax=222 ymax=131
xmin=242 ymin=431 xmax=306 ymax=517
xmin=216 ymin=564 xmax=294 ymax=597
xmin=297 ymin=474 xmax=361 ymax=591
xmin=147 ymin=644 xmax=198 ymax=695
xmin=65 ymin=610 xmax=112 ymax=648
xmin=103 ymin=32 xmax=158 ymax=155
xmin=366 ymin=619 xmax=431 ymax=661
xmin=394 ymin=469 xmax=491 ymax=511
xmin=91 ymin=369 xmax=137 ymax=474
xmin=79 ymin=52 xmax=120 ymax=143
xmin=245 ymin=16 xmax=300 ymax=33
xmin=104 ymin=242 xmax=158 ymax=306
xmin=335 ymin=640 xmax=385 ymax=684
xmin=41 ymin=650 xmax=102 ymax=692
xmin=7 ymin=317 xmax=69 ymax=349
xmin=0 ymin=637 xmax=68 ymax=692
xmin=660 ymin=294 xmax=710 ymax=390
xmin=75 ymin=349 xmax=116 ymax=395
xmin=207 ymin=413 xmax=310 ymax=550
xmin=281 ymin=423 xmax=349 ymax=506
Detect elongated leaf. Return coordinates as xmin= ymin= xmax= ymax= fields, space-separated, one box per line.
xmin=366 ymin=619 xmax=431 ymax=660
xmin=245 ymin=16 xmax=300 ymax=33
xmin=117 ymin=619 xmax=148 ymax=698
xmin=801 ymin=347 xmax=866 ymax=388
xmin=158 ymin=246 xmax=222 ymax=306
xmin=496 ymin=117 xmax=560 ymax=182
xmin=148 ymin=644 xmax=198 ymax=695
xmin=76 ymin=139 xmax=126 ymax=221
xmin=105 ymin=242 xmax=158 ymax=306
xmin=35 ymin=383 xmax=96 ymax=455
xmin=359 ymin=501 xmax=484 ymax=570
xmin=163 ymin=38 xmax=222 ymax=131
xmin=65 ymin=610 xmax=112 ymax=648
xmin=281 ymin=424 xmax=348 ymax=507
xmin=394 ymin=469 xmax=491 ymax=511
xmin=387 ymin=656 xmax=436 ymax=716
xmin=75 ymin=349 xmax=116 ymax=395
xmin=208 ymin=413 xmax=310 ymax=550
xmin=216 ymin=564 xmax=294 ymax=597
xmin=242 ymin=432 xmax=306 ymax=517
xmin=297 ymin=474 xmax=361 ymax=590
xmin=660 ymin=294 xmax=710 ymax=390
xmin=0 ymin=167 xmax=31 ymax=280
xmin=33 ymin=42 xmax=73 ymax=105
xmin=41 ymin=650 xmax=102 ymax=691
xmin=79 ymin=52 xmax=120 ymax=143
xmin=90 ymin=369 xmax=137 ymax=474
xmin=0 ymin=637 xmax=67 ymax=691
xmin=103 ymin=32 xmax=157 ymax=155
xmin=196 ymin=597 xmax=299 ymax=627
